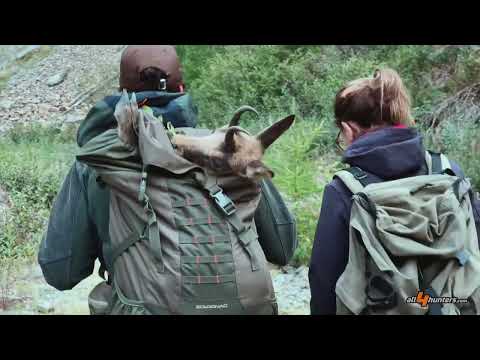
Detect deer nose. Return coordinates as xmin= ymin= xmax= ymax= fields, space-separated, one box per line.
xmin=248 ymin=160 xmax=263 ymax=168
xmin=210 ymin=157 xmax=230 ymax=171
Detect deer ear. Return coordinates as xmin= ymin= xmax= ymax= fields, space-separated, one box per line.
xmin=224 ymin=127 xmax=242 ymax=153
xmin=245 ymin=160 xmax=274 ymax=180
xmin=257 ymin=115 xmax=295 ymax=150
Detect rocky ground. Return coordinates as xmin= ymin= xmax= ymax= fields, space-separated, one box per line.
xmin=0 ymin=45 xmax=311 ymax=315
xmin=270 ymin=264 xmax=310 ymax=315
xmin=0 ymin=45 xmax=125 ymax=134
xmin=0 ymin=261 xmax=310 ymax=315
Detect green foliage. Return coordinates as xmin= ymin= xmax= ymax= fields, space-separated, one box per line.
xmin=0 ymin=124 xmax=76 ymax=260
xmin=263 ymin=116 xmax=341 ymax=265
xmin=6 ymin=122 xmax=77 ymax=145
xmin=185 ymin=44 xmax=480 ymax=265
xmin=2 ymin=45 xmax=480 ymax=267
xmin=175 ymin=45 xmax=227 ymax=85
xmin=190 ymin=45 xmax=382 ymax=130
xmin=421 ymin=121 xmax=480 ymax=191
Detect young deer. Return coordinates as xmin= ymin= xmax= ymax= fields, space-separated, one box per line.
xmin=172 ymin=108 xmax=295 ymax=181
xmin=115 ymin=91 xmax=295 ymax=182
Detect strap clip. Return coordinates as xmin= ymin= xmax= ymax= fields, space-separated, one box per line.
xmin=350 ymin=166 xmax=368 ymax=180
xmin=208 ymin=185 xmax=236 ymax=216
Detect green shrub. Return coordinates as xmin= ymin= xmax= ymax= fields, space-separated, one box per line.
xmin=176 ymin=45 xmax=227 ymax=85
xmin=2 ymin=45 xmax=480 ymax=267
xmin=421 ymin=121 xmax=480 ymax=190
xmin=0 ymin=124 xmax=76 ymax=260
xmin=190 ymin=45 xmax=383 ymax=130
xmin=263 ymin=115 xmax=341 ymax=265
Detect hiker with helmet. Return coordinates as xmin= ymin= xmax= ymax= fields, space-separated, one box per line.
xmin=38 ymin=45 xmax=297 ymax=315
xmin=309 ymin=68 xmax=480 ymax=315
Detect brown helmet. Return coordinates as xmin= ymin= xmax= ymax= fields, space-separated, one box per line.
xmin=119 ymin=45 xmax=184 ymax=93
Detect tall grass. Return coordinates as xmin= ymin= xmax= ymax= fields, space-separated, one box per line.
xmin=0 ymin=123 xmax=76 ymax=260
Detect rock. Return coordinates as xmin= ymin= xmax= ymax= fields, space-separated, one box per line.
xmin=15 ymin=45 xmax=41 ymax=61
xmin=64 ymin=113 xmax=84 ymax=123
xmin=0 ymin=186 xmax=11 ymax=225
xmin=0 ymin=186 xmax=10 ymax=205
xmin=294 ymin=266 xmax=309 ymax=280
xmin=47 ymin=93 xmax=61 ymax=102
xmin=46 ymin=69 xmax=69 ymax=87
xmin=271 ymin=264 xmax=311 ymax=315
xmin=0 ymin=309 xmax=37 ymax=315
xmin=36 ymin=301 xmax=55 ymax=314
xmin=38 ymin=103 xmax=54 ymax=116
xmin=281 ymin=265 xmax=296 ymax=274
xmin=0 ymin=99 xmax=14 ymax=110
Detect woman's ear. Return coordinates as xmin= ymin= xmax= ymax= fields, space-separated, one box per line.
xmin=342 ymin=121 xmax=365 ymax=145
xmin=341 ymin=122 xmax=355 ymax=145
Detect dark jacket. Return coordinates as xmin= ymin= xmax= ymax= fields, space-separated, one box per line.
xmin=38 ymin=91 xmax=294 ymax=291
xmin=308 ymin=127 xmax=480 ymax=315
xmin=39 ymin=91 xmax=197 ymax=290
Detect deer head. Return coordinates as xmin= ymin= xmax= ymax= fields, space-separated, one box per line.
xmin=222 ymin=115 xmax=295 ymax=180
xmin=172 ymin=111 xmax=295 ymax=182
xmin=113 ymin=93 xmax=295 ymax=182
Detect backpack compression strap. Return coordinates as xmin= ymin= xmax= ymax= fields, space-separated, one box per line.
xmin=193 ymin=172 xmax=260 ymax=272
xmin=425 ymin=151 xmax=454 ymax=175
xmin=336 ymin=151 xmax=454 ymax=195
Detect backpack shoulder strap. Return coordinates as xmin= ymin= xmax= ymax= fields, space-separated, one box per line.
xmin=425 ymin=151 xmax=454 ymax=175
xmin=334 ymin=167 xmax=367 ymax=194
xmin=334 ymin=166 xmax=384 ymax=194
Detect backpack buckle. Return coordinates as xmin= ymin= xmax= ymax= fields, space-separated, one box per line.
xmin=209 ymin=185 xmax=236 ymax=216
xmin=350 ymin=166 xmax=367 ymax=180
xmin=159 ymin=78 xmax=167 ymax=91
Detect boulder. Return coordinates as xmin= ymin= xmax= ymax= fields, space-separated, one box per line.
xmin=46 ymin=69 xmax=69 ymax=87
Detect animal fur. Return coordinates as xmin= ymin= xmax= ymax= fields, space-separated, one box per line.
xmin=114 ymin=92 xmax=295 ymax=182
xmin=114 ymin=90 xmax=141 ymax=148
xmin=171 ymin=115 xmax=295 ymax=181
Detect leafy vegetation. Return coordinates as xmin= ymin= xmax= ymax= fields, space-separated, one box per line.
xmin=1 ymin=45 xmax=479 ymax=265
xmin=0 ymin=123 xmax=76 ymax=260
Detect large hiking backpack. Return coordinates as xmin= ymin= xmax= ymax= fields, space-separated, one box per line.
xmin=334 ymin=151 xmax=480 ymax=315
xmin=77 ymin=106 xmax=278 ymax=315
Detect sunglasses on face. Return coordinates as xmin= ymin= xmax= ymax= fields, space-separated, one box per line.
xmin=335 ymin=129 xmax=346 ymax=153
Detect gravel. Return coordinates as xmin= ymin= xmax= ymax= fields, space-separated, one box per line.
xmin=1 ymin=262 xmax=311 ymax=315
xmin=270 ymin=265 xmax=311 ymax=315
xmin=0 ymin=45 xmax=125 ymax=134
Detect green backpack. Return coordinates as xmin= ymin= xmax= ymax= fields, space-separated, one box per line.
xmin=77 ymin=100 xmax=278 ymax=315
xmin=335 ymin=151 xmax=480 ymax=315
